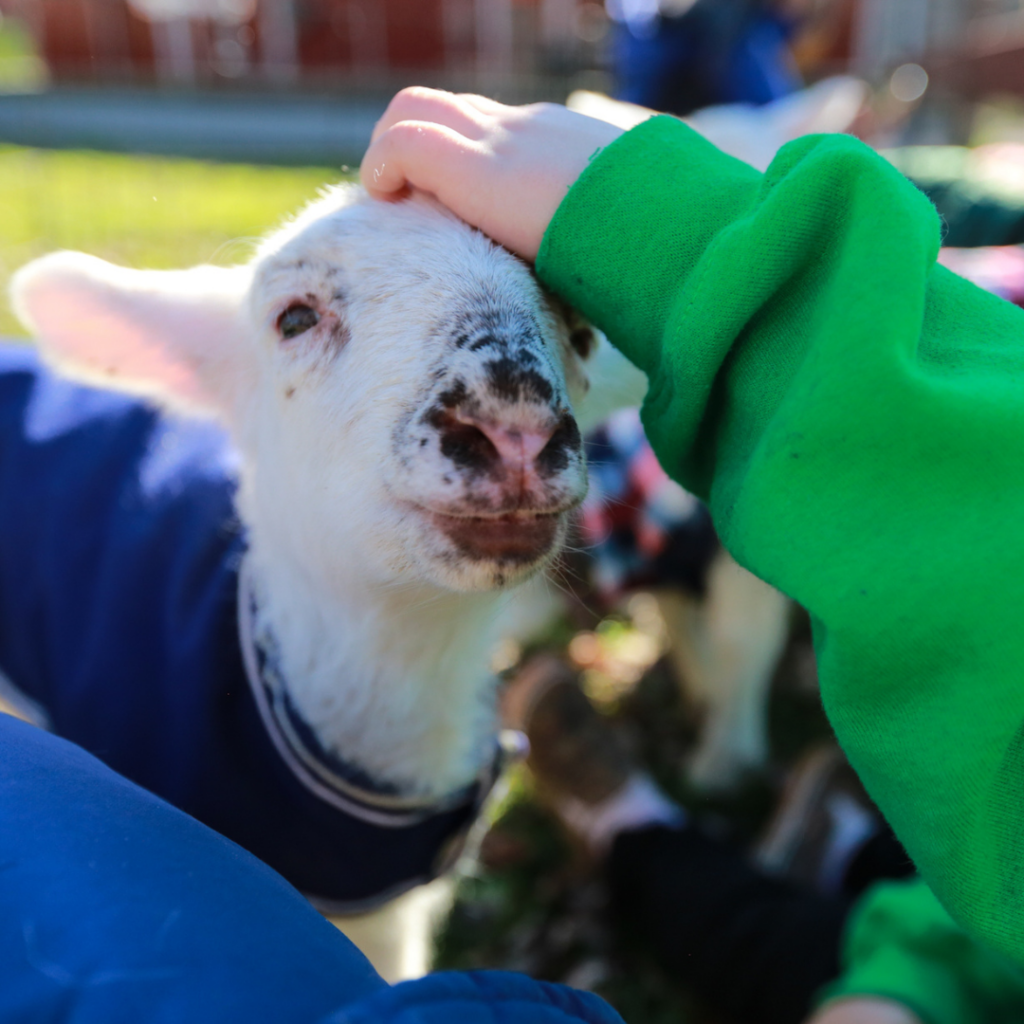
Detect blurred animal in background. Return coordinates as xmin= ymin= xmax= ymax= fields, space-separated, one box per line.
xmin=3 ymin=185 xmax=645 ymax=979
xmin=577 ymin=409 xmax=790 ymax=790
xmin=569 ymin=73 xmax=867 ymax=171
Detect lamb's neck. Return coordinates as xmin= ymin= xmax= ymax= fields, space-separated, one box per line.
xmin=247 ymin=550 xmax=508 ymax=800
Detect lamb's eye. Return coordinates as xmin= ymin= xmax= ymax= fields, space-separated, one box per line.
xmin=277 ymin=303 xmax=320 ymax=339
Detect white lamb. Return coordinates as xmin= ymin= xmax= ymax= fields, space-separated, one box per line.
xmin=8 ymin=184 xmax=646 ymax=979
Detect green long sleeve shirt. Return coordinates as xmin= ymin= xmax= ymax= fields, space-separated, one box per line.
xmin=825 ymin=878 xmax=1024 ymax=1024
xmin=536 ymin=117 xmax=1024 ymax=1008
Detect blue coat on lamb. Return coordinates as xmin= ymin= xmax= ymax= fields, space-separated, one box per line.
xmin=0 ymin=344 xmax=619 ymax=1023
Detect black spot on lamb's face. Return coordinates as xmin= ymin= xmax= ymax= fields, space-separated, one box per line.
xmin=536 ymin=413 xmax=581 ymax=478
xmin=427 ymin=404 xmax=502 ymax=478
xmin=484 ymin=357 xmax=554 ymax=406
xmin=438 ymin=378 xmax=469 ymax=409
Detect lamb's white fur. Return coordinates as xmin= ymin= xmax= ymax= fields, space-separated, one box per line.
xmin=11 ymin=185 xmax=647 ymax=801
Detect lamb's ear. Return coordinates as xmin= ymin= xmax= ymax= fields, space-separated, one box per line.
xmin=572 ymin=329 xmax=649 ymax=434
xmin=552 ymin=299 xmax=648 ymax=433
xmin=10 ymin=251 xmax=253 ymax=416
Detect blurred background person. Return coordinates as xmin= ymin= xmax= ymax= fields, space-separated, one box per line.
xmin=604 ymin=0 xmax=805 ymax=114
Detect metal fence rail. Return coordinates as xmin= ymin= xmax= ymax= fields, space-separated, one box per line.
xmin=0 ymin=88 xmax=383 ymax=165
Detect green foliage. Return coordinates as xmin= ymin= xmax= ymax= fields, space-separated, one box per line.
xmin=0 ymin=146 xmax=348 ymax=336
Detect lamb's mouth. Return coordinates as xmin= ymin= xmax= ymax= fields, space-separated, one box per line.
xmin=424 ymin=508 xmax=562 ymax=564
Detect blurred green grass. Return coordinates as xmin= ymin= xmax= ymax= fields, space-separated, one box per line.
xmin=0 ymin=146 xmax=349 ymax=336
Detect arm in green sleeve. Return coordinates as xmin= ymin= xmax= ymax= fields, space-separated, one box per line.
xmin=536 ymin=116 xmax=1024 ymax=965
xmin=823 ymin=879 xmax=1024 ymax=1024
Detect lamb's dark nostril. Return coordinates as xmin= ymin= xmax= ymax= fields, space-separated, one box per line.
xmin=536 ymin=414 xmax=581 ymax=477
xmin=435 ymin=411 xmax=501 ymax=474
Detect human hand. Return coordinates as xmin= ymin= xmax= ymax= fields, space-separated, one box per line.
xmin=806 ymin=997 xmax=923 ymax=1024
xmin=360 ymin=87 xmax=623 ymax=262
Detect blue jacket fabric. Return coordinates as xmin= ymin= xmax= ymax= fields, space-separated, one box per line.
xmin=0 ymin=712 xmax=623 ymax=1024
xmin=0 ymin=344 xmax=485 ymax=909
xmin=336 ymin=972 xmax=627 ymax=1024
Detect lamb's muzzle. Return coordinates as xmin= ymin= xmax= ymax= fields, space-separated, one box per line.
xmin=410 ymin=324 xmax=586 ymax=569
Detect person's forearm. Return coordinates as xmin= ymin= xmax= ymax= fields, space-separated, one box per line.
xmin=536 ymin=116 xmax=1024 ymax=967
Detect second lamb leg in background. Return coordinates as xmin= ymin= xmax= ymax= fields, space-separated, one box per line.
xmin=653 ymin=550 xmax=790 ymax=791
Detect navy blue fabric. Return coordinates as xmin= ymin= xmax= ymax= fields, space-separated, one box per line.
xmin=612 ymin=0 xmax=799 ymax=117
xmin=0 ymin=344 xmax=476 ymax=906
xmin=0 ymin=713 xmax=624 ymax=1024
xmin=0 ymin=712 xmax=385 ymax=1024
xmin=326 ymin=971 xmax=625 ymax=1024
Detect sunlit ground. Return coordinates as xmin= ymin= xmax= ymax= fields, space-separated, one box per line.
xmin=0 ymin=147 xmax=350 ymax=336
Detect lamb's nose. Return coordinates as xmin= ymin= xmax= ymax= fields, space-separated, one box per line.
xmin=473 ymin=418 xmax=554 ymax=467
xmin=438 ymin=408 xmax=578 ymax=477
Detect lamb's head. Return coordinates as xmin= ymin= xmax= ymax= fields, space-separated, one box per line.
xmin=11 ymin=187 xmax=618 ymax=594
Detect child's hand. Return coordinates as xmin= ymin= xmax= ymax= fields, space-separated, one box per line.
xmin=360 ymin=88 xmax=623 ymax=262
xmin=806 ymin=998 xmax=923 ymax=1024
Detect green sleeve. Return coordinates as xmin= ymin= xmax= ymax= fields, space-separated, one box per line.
xmin=822 ymin=879 xmax=1024 ymax=1024
xmin=536 ymin=116 xmax=1024 ymax=965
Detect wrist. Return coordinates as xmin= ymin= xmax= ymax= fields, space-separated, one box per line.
xmin=809 ymin=996 xmax=924 ymax=1024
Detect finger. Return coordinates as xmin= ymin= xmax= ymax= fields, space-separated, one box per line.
xmin=370 ymin=86 xmax=487 ymax=144
xmin=457 ymin=93 xmax=512 ymax=117
xmin=360 ymin=120 xmax=485 ymax=200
